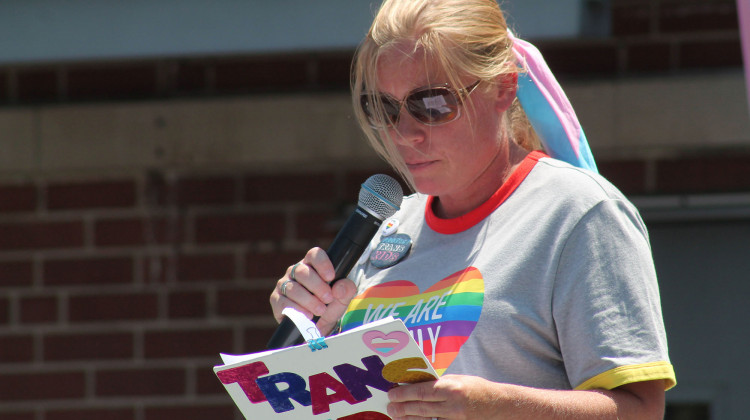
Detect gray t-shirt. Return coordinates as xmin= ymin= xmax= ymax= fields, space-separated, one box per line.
xmin=340 ymin=152 xmax=675 ymax=390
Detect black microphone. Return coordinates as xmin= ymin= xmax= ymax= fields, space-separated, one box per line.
xmin=266 ymin=174 xmax=403 ymax=349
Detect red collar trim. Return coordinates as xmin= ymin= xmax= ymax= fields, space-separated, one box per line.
xmin=425 ymin=150 xmax=545 ymax=234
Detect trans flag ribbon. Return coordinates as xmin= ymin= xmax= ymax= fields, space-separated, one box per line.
xmin=509 ymin=32 xmax=598 ymax=173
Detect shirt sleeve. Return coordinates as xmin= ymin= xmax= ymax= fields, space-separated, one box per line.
xmin=552 ymin=198 xmax=676 ymax=390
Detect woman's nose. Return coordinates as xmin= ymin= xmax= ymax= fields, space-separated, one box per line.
xmin=391 ymin=111 xmax=426 ymax=145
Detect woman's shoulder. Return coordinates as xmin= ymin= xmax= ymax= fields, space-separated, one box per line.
xmin=530 ymin=155 xmax=626 ymax=202
xmin=517 ymin=155 xmax=642 ymax=222
xmin=519 ymin=156 xmax=647 ymax=237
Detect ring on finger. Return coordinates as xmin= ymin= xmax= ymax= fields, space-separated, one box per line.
xmin=280 ymin=278 xmax=294 ymax=297
xmin=290 ymin=262 xmax=301 ymax=281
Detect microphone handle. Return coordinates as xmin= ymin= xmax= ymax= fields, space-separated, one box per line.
xmin=266 ymin=208 xmax=382 ymax=349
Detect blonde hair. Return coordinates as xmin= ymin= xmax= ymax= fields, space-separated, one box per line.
xmin=351 ymin=0 xmax=541 ymax=187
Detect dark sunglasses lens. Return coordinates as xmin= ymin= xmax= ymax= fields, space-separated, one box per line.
xmin=361 ymin=94 xmax=400 ymax=127
xmin=405 ymin=88 xmax=459 ymax=124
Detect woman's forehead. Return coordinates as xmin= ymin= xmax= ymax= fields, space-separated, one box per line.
xmin=375 ymin=46 xmax=449 ymax=88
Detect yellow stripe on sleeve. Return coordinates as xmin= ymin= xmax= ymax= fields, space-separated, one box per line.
xmin=575 ymin=361 xmax=677 ymax=391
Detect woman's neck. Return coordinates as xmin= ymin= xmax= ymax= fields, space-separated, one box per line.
xmin=432 ymin=141 xmax=529 ymax=219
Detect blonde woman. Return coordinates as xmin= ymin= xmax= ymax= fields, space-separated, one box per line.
xmin=271 ymin=1 xmax=675 ymax=418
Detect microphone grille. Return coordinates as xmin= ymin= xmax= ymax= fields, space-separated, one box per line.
xmin=358 ymin=174 xmax=403 ymax=220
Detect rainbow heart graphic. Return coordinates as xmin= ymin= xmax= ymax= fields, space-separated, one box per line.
xmin=341 ymin=267 xmax=484 ymax=375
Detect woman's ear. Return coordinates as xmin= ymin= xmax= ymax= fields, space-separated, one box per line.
xmin=494 ymin=73 xmax=518 ymax=113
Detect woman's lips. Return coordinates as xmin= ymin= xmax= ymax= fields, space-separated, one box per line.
xmin=405 ymin=160 xmax=435 ymax=171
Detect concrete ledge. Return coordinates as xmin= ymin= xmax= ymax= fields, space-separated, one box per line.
xmin=0 ymin=71 xmax=747 ymax=178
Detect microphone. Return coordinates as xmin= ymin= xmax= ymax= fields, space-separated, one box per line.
xmin=266 ymin=174 xmax=403 ymax=349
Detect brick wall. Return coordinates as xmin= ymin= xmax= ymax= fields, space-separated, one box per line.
xmin=7 ymin=156 xmax=750 ymax=419
xmin=6 ymin=153 xmax=750 ymax=419
xmin=0 ymin=0 xmax=747 ymax=418
xmin=609 ymin=0 xmax=742 ymax=72
xmin=0 ymin=169 xmax=400 ymax=419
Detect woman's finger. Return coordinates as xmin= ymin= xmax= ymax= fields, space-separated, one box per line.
xmin=277 ymin=263 xmax=329 ymax=317
xmin=316 ymin=278 xmax=358 ymax=334
xmin=285 ymin=258 xmax=333 ymax=305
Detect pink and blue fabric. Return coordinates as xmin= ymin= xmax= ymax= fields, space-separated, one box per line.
xmin=510 ymin=33 xmax=598 ymax=173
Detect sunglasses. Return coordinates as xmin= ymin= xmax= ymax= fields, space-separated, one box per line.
xmin=360 ymin=80 xmax=481 ymax=127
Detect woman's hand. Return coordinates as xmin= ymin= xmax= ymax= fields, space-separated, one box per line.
xmin=386 ymin=375 xmax=503 ymax=420
xmin=269 ymin=247 xmax=357 ymax=336
xmin=386 ymin=375 xmax=666 ymax=420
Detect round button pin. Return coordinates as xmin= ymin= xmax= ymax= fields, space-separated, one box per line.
xmin=369 ymin=233 xmax=412 ymax=268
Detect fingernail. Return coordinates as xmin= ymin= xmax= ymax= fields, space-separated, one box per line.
xmin=316 ymin=304 xmax=327 ymax=315
xmin=321 ymin=292 xmax=333 ymax=303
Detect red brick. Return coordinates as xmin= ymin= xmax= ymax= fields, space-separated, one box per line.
xmin=537 ymin=42 xmax=619 ymax=75
xmin=0 ymin=70 xmax=6 ymax=101
xmin=143 ymin=328 xmax=233 ymax=359
xmin=67 ymin=64 xmax=157 ymax=100
xmin=69 ymin=293 xmax=158 ymax=322
xmin=142 ymin=253 xmax=236 ymax=284
xmin=0 ymin=184 xmax=37 ymax=212
xmin=344 ymin=169 xmax=409 ymax=199
xmin=194 ymin=212 xmax=285 ymax=243
xmin=316 ymin=52 xmax=356 ymax=88
xmin=47 ymin=180 xmax=136 ymax=210
xmin=168 ymin=291 xmax=207 ymax=318
xmin=177 ymin=176 xmax=237 ymax=206
xmin=94 ymin=218 xmax=144 ymax=246
xmin=19 ymin=295 xmax=58 ymax=324
xmin=177 ymin=253 xmax=235 ymax=282
xmin=17 ymin=68 xmax=58 ymax=103
xmin=0 ymin=297 xmax=8 ymax=324
xmin=244 ymin=173 xmax=337 ymax=203
xmin=679 ymin=39 xmax=743 ymax=69
xmin=612 ymin=3 xmax=653 ymax=36
xmin=96 ymin=368 xmax=185 ymax=396
xmin=246 ymin=250 xmax=304 ymax=279
xmin=144 ymin=404 xmax=236 ymax=420
xmin=0 ymin=412 xmax=35 ymax=420
xmin=214 ymin=56 xmax=309 ymax=92
xmin=95 ymin=217 xmax=182 ymax=247
xmin=0 ymin=221 xmax=84 ymax=250
xmin=0 ymin=260 xmax=33 ymax=287
xmin=174 ymin=60 xmax=209 ymax=93
xmin=656 ymin=155 xmax=750 ymax=193
xmin=216 ymin=288 xmax=273 ymax=317
xmin=43 ymin=256 xmax=133 ymax=286
xmin=0 ymin=334 xmax=34 ymax=363
xmin=244 ymin=325 xmax=279 ymax=353
xmin=598 ymin=160 xmax=648 ymax=195
xmin=659 ymin=1 xmax=739 ymax=33
xmin=626 ymin=42 xmax=673 ymax=73
xmin=47 ymin=408 xmax=135 ymax=420
xmin=0 ymin=371 xmax=85 ymax=401
xmin=196 ymin=366 xmax=227 ymax=395
xmin=295 ymin=209 xmax=339 ymax=242
xmin=43 ymin=332 xmax=133 ymax=361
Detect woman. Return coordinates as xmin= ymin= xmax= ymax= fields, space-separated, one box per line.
xmin=270 ymin=0 xmax=676 ymax=418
